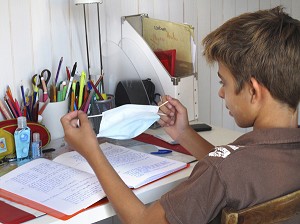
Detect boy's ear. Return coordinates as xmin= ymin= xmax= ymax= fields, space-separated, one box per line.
xmin=249 ymin=77 xmax=263 ymax=103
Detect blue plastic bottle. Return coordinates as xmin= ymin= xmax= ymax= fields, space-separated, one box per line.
xmin=14 ymin=116 xmax=31 ymax=159
xmin=31 ymin=132 xmax=41 ymax=159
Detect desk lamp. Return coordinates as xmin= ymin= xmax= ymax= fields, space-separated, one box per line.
xmin=74 ymin=0 xmax=104 ymax=80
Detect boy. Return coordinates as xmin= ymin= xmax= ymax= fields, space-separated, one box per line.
xmin=61 ymin=6 xmax=300 ymax=224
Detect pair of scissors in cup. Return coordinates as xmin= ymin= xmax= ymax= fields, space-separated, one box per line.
xmin=31 ymin=69 xmax=51 ymax=90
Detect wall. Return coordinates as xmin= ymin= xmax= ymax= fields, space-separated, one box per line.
xmin=0 ymin=0 xmax=299 ymax=133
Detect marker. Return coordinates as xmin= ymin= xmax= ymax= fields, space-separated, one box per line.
xmin=66 ymin=66 xmax=70 ymax=80
xmin=20 ymin=82 xmax=26 ymax=109
xmin=150 ymin=149 xmax=172 ymax=155
xmin=78 ymin=71 xmax=86 ymax=109
xmin=20 ymin=82 xmax=31 ymax=119
xmin=54 ymin=57 xmax=63 ymax=86
xmin=62 ymin=81 xmax=67 ymax=100
xmin=65 ymin=62 xmax=77 ymax=99
xmin=42 ymin=148 xmax=56 ymax=153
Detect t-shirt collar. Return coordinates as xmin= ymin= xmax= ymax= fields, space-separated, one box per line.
xmin=232 ymin=128 xmax=300 ymax=146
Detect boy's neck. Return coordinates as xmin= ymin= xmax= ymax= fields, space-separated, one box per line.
xmin=254 ymin=102 xmax=298 ymax=129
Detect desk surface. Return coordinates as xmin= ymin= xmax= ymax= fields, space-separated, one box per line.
xmin=1 ymin=125 xmax=243 ymax=224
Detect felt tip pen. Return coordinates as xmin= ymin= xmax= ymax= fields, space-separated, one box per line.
xmin=78 ymin=71 xmax=86 ymax=109
xmin=54 ymin=57 xmax=63 ymax=86
xmin=150 ymin=149 xmax=172 ymax=155
xmin=42 ymin=148 xmax=56 ymax=153
xmin=65 ymin=62 xmax=77 ymax=99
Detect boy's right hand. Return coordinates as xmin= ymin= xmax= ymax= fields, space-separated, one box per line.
xmin=158 ymin=95 xmax=190 ymax=142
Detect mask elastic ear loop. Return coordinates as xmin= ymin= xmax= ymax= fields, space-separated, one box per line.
xmin=77 ymin=103 xmax=169 ymax=127
xmin=77 ymin=113 xmax=104 ymax=127
xmin=88 ymin=114 xmax=103 ymax=118
xmin=157 ymin=100 xmax=169 ymax=117
xmin=159 ymin=100 xmax=168 ymax=108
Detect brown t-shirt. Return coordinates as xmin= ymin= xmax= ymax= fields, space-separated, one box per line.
xmin=160 ymin=128 xmax=300 ymax=224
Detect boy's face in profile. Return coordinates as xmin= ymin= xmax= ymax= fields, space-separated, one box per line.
xmin=217 ymin=62 xmax=256 ymax=128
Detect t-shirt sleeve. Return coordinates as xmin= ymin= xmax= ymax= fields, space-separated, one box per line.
xmin=159 ymin=159 xmax=227 ymax=224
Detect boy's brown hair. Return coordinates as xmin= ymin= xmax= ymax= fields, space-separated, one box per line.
xmin=202 ymin=6 xmax=300 ymax=109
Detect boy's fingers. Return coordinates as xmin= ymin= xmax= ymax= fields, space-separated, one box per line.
xmin=61 ymin=111 xmax=79 ymax=127
xmin=77 ymin=110 xmax=90 ymax=127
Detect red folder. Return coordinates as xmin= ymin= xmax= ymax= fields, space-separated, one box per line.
xmin=0 ymin=189 xmax=108 ymax=221
xmin=154 ymin=49 xmax=176 ymax=76
xmin=0 ymin=200 xmax=36 ymax=224
xmin=134 ymin=133 xmax=191 ymax=155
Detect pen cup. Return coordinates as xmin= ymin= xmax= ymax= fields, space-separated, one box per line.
xmin=89 ymin=94 xmax=115 ymax=134
xmin=39 ymin=100 xmax=68 ymax=140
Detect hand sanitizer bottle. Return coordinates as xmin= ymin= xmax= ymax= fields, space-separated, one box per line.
xmin=31 ymin=132 xmax=41 ymax=159
xmin=14 ymin=116 xmax=31 ymax=159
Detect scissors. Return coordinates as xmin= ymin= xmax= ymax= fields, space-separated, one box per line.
xmin=31 ymin=69 xmax=51 ymax=90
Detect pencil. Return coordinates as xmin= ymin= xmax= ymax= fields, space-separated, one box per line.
xmin=4 ymin=96 xmax=16 ymax=118
xmin=89 ymin=80 xmax=104 ymax=100
xmin=38 ymin=98 xmax=50 ymax=115
xmin=95 ymin=74 xmax=104 ymax=87
xmin=70 ymin=91 xmax=75 ymax=112
xmin=0 ymin=99 xmax=12 ymax=119
xmin=15 ymin=99 xmax=22 ymax=117
xmin=83 ymin=88 xmax=95 ymax=113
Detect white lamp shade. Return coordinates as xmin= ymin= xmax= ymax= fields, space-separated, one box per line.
xmin=74 ymin=0 xmax=102 ymax=4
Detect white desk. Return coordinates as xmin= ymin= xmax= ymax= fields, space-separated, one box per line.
xmin=2 ymin=125 xmax=243 ymax=224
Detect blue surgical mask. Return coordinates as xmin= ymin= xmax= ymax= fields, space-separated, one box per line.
xmin=97 ymin=104 xmax=160 ymax=140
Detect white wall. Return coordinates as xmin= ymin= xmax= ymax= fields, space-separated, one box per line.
xmin=0 ymin=0 xmax=299 ymax=132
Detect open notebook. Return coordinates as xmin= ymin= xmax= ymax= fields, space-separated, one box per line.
xmin=0 ymin=142 xmax=187 ymax=220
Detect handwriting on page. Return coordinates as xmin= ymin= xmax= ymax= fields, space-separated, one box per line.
xmin=108 ymin=151 xmax=146 ymax=168
xmin=1 ymin=158 xmax=105 ymax=214
xmin=123 ymin=161 xmax=170 ymax=177
xmin=51 ymin=142 xmax=187 ymax=190
xmin=101 ymin=143 xmax=181 ymax=188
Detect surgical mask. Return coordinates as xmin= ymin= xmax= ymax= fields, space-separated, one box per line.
xmin=91 ymin=104 xmax=160 ymax=140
